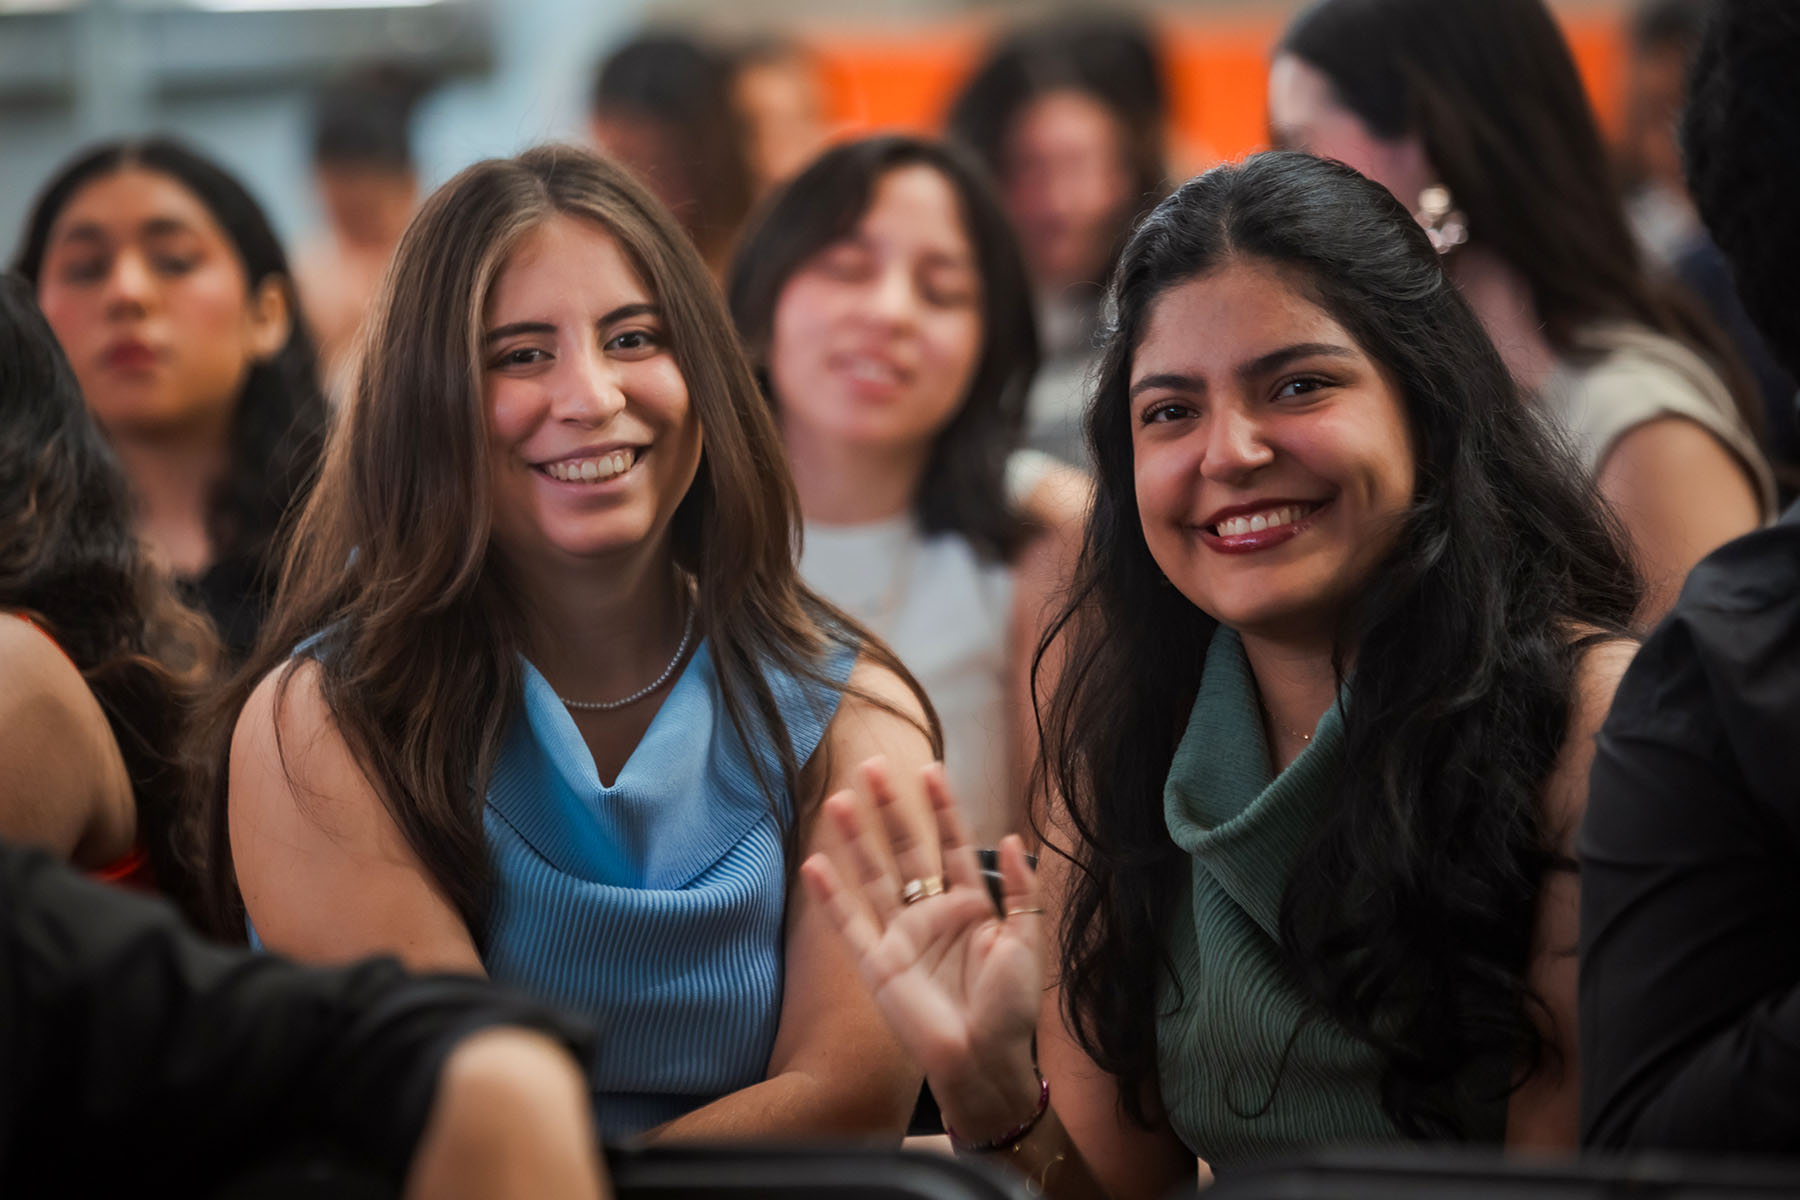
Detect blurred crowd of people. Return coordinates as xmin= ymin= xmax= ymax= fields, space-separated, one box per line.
xmin=2 ymin=0 xmax=1799 ymax=1195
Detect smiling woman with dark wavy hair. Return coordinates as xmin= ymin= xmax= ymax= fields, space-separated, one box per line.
xmin=800 ymin=151 xmax=1642 ymax=1194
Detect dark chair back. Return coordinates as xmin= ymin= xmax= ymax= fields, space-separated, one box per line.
xmin=1200 ymin=1149 xmax=1800 ymax=1200
xmin=606 ymin=1144 xmax=1035 ymax=1200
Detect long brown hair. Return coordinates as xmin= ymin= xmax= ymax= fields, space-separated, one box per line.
xmin=0 ymin=274 xmax=219 ymax=920
xmin=194 ymin=145 xmax=935 ymax=940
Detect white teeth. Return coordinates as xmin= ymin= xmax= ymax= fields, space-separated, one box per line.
xmin=544 ymin=450 xmax=637 ymax=483
xmin=843 ymin=356 xmax=901 ymax=386
xmin=1215 ymin=505 xmax=1311 ymax=538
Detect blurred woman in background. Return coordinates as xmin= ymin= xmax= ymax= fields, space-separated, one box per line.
xmin=948 ymin=14 xmax=1169 ymax=468
xmin=1269 ymin=0 xmax=1775 ymax=622
xmin=0 ymin=274 xmax=216 ymax=918
xmin=14 ymin=139 xmax=327 ymax=658
xmin=730 ymin=35 xmax=834 ymax=199
xmin=729 ymin=135 xmax=1081 ymax=848
xmin=199 ymin=144 xmax=938 ymax=1142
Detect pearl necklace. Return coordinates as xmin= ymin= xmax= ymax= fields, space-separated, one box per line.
xmin=558 ymin=603 xmax=697 ymax=712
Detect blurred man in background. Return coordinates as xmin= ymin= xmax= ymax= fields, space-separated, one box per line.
xmin=294 ymin=65 xmax=426 ymax=405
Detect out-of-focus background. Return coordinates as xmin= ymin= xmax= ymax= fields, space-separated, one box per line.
xmin=0 ymin=0 xmax=1637 ymax=264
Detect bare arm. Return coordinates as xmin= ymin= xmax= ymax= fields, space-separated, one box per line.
xmin=1504 ymin=637 xmax=1637 ymax=1148
xmin=651 ymin=657 xmax=937 ymax=1142
xmin=1007 ymin=472 xmax=1089 ymax=847
xmin=0 ymin=615 xmax=134 ymax=868
xmin=406 ymin=1028 xmax=610 ymax=1200
xmin=1030 ymin=840 xmax=1201 ymax=1196
xmin=229 ymin=660 xmax=483 ymax=974
xmin=1596 ymin=418 xmax=1761 ymax=626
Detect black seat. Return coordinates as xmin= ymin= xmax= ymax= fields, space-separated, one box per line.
xmin=1200 ymin=1148 xmax=1800 ymax=1200
xmin=606 ymin=1143 xmax=1034 ymax=1200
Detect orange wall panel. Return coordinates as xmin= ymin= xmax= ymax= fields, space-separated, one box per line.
xmin=806 ymin=8 xmax=1628 ymax=168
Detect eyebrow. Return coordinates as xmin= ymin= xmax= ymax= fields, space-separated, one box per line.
xmin=140 ymin=217 xmax=199 ymax=240
xmin=1128 ymin=341 xmax=1357 ymax=399
xmin=483 ymin=302 xmax=659 ymax=344
xmin=55 ymin=216 xmax=198 ymax=247
xmin=919 ymin=249 xmax=976 ymax=272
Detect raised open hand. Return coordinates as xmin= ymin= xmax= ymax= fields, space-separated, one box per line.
xmin=800 ymin=759 xmax=1044 ymax=1125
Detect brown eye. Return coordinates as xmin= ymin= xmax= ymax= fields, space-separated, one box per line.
xmin=605 ymin=328 xmax=661 ymax=355
xmin=1274 ymin=375 xmax=1332 ymax=400
xmin=59 ymin=257 xmax=109 ymax=284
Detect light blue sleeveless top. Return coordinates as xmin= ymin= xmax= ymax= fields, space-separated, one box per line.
xmin=481 ymin=638 xmax=855 ymax=1137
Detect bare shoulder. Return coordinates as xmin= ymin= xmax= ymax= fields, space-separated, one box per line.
xmin=230 ymin=654 xmax=486 ymax=971
xmin=0 ymin=614 xmax=134 ymax=860
xmin=803 ymin=651 xmax=936 ymax=817
xmin=1599 ymin=416 xmax=1762 ymax=517
xmin=1541 ymin=635 xmax=1639 ymax=847
xmin=830 ymin=652 xmax=932 ymax=744
xmin=230 ymin=657 xmax=384 ymax=843
xmin=0 ymin=614 xmax=94 ymax=722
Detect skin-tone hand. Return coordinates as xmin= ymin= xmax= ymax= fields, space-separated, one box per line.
xmin=800 ymin=760 xmax=1046 ymax=1142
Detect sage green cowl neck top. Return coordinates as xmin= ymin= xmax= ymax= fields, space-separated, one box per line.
xmin=1154 ymin=628 xmax=1505 ymax=1167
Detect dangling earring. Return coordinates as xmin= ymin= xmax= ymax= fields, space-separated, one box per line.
xmin=1414 ymin=185 xmax=1468 ymax=255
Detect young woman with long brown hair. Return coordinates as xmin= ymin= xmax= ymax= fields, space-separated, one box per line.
xmin=196 ymin=145 xmax=940 ymax=1142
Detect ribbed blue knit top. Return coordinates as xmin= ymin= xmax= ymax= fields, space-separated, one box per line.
xmin=482 ymin=637 xmax=855 ymax=1138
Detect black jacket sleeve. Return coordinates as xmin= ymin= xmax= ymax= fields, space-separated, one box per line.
xmin=0 ymin=841 xmax=593 ymax=1191
xmin=1579 ymin=514 xmax=1800 ymax=1152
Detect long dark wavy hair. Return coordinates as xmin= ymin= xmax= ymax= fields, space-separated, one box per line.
xmin=1277 ymin=0 xmax=1763 ymax=439
xmin=12 ymin=138 xmax=328 ymax=657
xmin=193 ymin=145 xmax=938 ymax=941
xmin=1035 ymin=152 xmax=1641 ymax=1138
xmin=728 ymin=135 xmax=1039 ymax=564
xmin=0 ymin=274 xmax=218 ymax=919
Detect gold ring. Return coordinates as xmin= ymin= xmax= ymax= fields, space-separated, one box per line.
xmin=1004 ymin=906 xmax=1045 ymax=918
xmin=900 ymin=875 xmax=945 ymax=906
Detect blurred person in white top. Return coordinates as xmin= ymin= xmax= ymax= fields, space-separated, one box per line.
xmin=728 ymin=136 xmax=1085 ymax=847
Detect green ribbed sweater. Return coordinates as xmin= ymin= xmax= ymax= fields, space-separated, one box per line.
xmin=1154 ymin=628 xmax=1504 ymax=1167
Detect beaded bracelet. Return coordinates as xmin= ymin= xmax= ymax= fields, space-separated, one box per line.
xmin=945 ymin=1069 xmax=1051 ymax=1154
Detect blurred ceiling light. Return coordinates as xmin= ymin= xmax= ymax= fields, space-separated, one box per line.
xmin=185 ymin=0 xmax=445 ymax=9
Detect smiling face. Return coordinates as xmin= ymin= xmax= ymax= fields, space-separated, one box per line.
xmin=1267 ymin=54 xmax=1432 ymax=212
xmin=34 ymin=166 xmax=289 ymax=444
xmin=1129 ymin=258 xmax=1416 ymax=643
xmin=767 ymin=163 xmax=984 ymax=456
xmin=483 ymin=214 xmax=702 ymax=577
